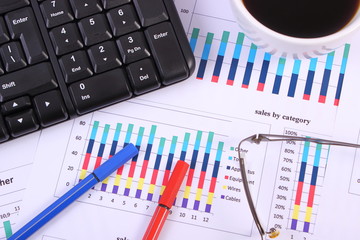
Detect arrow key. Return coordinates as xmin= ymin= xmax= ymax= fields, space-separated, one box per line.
xmin=33 ymin=90 xmax=69 ymax=127
xmin=49 ymin=23 xmax=84 ymax=56
xmin=1 ymin=96 xmax=31 ymax=115
xmin=5 ymin=108 xmax=39 ymax=138
xmin=88 ymin=41 xmax=122 ymax=73
xmin=107 ymin=4 xmax=141 ymax=37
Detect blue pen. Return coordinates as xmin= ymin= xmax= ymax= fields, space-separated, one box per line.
xmin=9 ymin=143 xmax=138 ymax=240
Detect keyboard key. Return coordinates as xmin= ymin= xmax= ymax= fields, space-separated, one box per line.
xmin=0 ymin=42 xmax=27 ymax=72
xmin=5 ymin=108 xmax=39 ymax=137
xmin=0 ymin=0 xmax=29 ymax=15
xmin=126 ymin=58 xmax=160 ymax=95
xmin=107 ymin=5 xmax=141 ymax=37
xmin=88 ymin=41 xmax=122 ymax=73
xmin=33 ymin=90 xmax=68 ymax=127
xmin=69 ymin=0 xmax=102 ymax=19
xmin=0 ymin=116 xmax=9 ymax=142
xmin=6 ymin=7 xmax=48 ymax=65
xmin=1 ymin=96 xmax=31 ymax=115
xmin=0 ymin=18 xmax=10 ymax=45
xmin=68 ymin=68 xmax=132 ymax=114
xmin=0 ymin=62 xmax=58 ymax=102
xmin=133 ymin=0 xmax=168 ymax=27
xmin=78 ymin=14 xmax=112 ymax=46
xmin=102 ymin=0 xmax=131 ymax=9
xmin=40 ymin=0 xmax=74 ymax=28
xmin=117 ymin=31 xmax=150 ymax=64
xmin=59 ymin=51 xmax=93 ymax=83
xmin=49 ymin=23 xmax=84 ymax=56
xmin=145 ymin=22 xmax=189 ymax=85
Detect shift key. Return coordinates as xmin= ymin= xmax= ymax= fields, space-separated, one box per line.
xmin=0 ymin=62 xmax=58 ymax=102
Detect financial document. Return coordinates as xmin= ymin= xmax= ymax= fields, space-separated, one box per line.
xmin=8 ymin=0 xmax=360 ymax=239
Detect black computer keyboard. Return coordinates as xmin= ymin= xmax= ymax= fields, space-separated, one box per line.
xmin=0 ymin=0 xmax=195 ymax=143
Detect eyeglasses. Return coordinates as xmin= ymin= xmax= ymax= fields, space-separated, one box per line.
xmin=237 ymin=133 xmax=360 ymax=240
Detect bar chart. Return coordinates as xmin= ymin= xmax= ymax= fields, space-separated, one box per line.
xmin=191 ymin=27 xmax=350 ymax=106
xmin=266 ymin=129 xmax=329 ymax=239
xmin=54 ymin=104 xmax=271 ymax=236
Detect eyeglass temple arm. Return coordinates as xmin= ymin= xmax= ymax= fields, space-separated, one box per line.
xmin=239 ymin=153 xmax=266 ymax=239
xmin=249 ymin=133 xmax=360 ymax=148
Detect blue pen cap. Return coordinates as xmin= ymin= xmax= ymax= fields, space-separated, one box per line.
xmin=93 ymin=143 xmax=138 ymax=181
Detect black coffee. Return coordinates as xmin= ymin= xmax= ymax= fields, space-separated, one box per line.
xmin=242 ymin=0 xmax=360 ymax=38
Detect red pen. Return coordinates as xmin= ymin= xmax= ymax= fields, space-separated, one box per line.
xmin=142 ymin=160 xmax=189 ymax=240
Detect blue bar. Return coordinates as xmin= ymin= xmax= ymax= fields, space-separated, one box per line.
xmin=288 ymin=60 xmax=301 ymax=97
xmin=272 ymin=58 xmax=286 ymax=94
xmin=258 ymin=52 xmax=271 ymax=91
xmin=303 ymin=58 xmax=318 ymax=100
xmin=196 ymin=32 xmax=214 ymax=80
xmin=242 ymin=43 xmax=257 ymax=88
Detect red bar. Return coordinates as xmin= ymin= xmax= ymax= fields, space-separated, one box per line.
xmin=307 ymin=185 xmax=316 ymax=207
xmin=303 ymin=94 xmax=310 ymax=100
xmin=94 ymin=156 xmax=103 ymax=169
xmin=334 ymin=99 xmax=340 ymax=106
xmin=318 ymin=95 xmax=326 ymax=103
xmin=257 ymin=82 xmax=265 ymax=91
xmin=211 ymin=76 xmax=219 ymax=82
xmin=226 ymin=79 xmax=234 ymax=86
xmin=295 ymin=181 xmax=304 ymax=205
xmin=128 ymin=160 xmax=137 ymax=178
xmin=198 ymin=171 xmax=206 ymax=189
xmin=209 ymin=177 xmax=217 ymax=192
xmin=140 ymin=159 xmax=149 ymax=178
xmin=186 ymin=168 xmax=195 ymax=186
xmin=242 ymin=84 xmax=249 ymax=88
xmin=150 ymin=169 xmax=159 ymax=185
xmin=82 ymin=153 xmax=92 ymax=170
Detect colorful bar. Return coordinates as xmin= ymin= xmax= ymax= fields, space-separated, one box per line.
xmin=79 ymin=121 xmax=100 ymax=180
xmin=112 ymin=124 xmax=133 ymax=194
xmin=94 ymin=124 xmax=110 ymax=170
xmin=257 ymin=52 xmax=271 ymax=91
xmin=334 ymin=44 xmax=350 ymax=106
xmin=212 ymin=31 xmax=230 ymax=82
xmin=291 ymin=140 xmax=310 ymax=230
xmin=136 ymin=125 xmax=157 ymax=198
xmin=303 ymin=58 xmax=318 ymax=100
xmin=160 ymin=136 xmax=178 ymax=198
xmin=101 ymin=123 xmax=122 ymax=191
xmin=190 ymin=28 xmax=200 ymax=52
xmin=196 ymin=32 xmax=214 ymax=80
xmin=182 ymin=131 xmax=203 ymax=208
xmin=227 ymin=32 xmax=245 ymax=86
xmin=194 ymin=132 xmax=214 ymax=210
xmin=303 ymin=144 xmax=322 ymax=233
xmin=205 ymin=141 xmax=224 ymax=213
xmin=319 ymin=51 xmax=335 ymax=103
xmin=147 ymin=137 xmax=166 ymax=201
xmin=180 ymin=133 xmax=190 ymax=161
xmin=124 ymin=127 xmax=145 ymax=196
xmin=288 ymin=60 xmax=302 ymax=97
xmin=3 ymin=220 xmax=12 ymax=238
xmin=272 ymin=58 xmax=286 ymax=94
xmin=242 ymin=43 xmax=257 ymax=88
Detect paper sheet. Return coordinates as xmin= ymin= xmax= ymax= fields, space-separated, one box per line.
xmin=0 ymin=133 xmax=40 ymax=239
xmin=13 ymin=0 xmax=360 ymax=239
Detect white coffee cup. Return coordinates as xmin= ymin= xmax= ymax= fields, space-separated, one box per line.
xmin=230 ymin=0 xmax=360 ymax=59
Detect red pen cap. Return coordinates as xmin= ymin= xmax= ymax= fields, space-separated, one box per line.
xmin=159 ymin=160 xmax=189 ymax=208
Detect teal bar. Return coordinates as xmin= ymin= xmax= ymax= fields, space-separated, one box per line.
xmin=124 ymin=124 xmax=134 ymax=144
xmin=180 ymin=132 xmax=191 ymax=160
xmin=3 ymin=220 xmax=13 ymax=238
